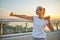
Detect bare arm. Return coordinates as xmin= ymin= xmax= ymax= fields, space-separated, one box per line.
xmin=10 ymin=12 xmax=33 ymax=20
xmin=44 ymin=16 xmax=54 ymax=32
xmin=47 ymin=20 xmax=54 ymax=32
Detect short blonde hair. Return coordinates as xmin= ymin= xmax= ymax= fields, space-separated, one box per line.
xmin=43 ymin=8 xmax=45 ymax=15
xmin=43 ymin=8 xmax=45 ymax=11
xmin=36 ymin=6 xmax=43 ymax=11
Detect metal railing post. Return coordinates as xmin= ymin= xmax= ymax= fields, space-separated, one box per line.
xmin=25 ymin=22 xmax=28 ymax=32
xmin=1 ymin=22 xmax=3 ymax=35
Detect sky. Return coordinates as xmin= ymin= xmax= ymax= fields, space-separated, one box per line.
xmin=0 ymin=0 xmax=60 ymax=19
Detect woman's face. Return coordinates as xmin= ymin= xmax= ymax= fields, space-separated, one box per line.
xmin=36 ymin=8 xmax=43 ymax=16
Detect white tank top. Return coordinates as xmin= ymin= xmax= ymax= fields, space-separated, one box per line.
xmin=32 ymin=16 xmax=48 ymax=38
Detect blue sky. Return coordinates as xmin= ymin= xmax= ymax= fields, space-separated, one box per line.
xmin=0 ymin=0 xmax=60 ymax=19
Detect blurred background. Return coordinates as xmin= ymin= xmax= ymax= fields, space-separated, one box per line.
xmin=0 ymin=0 xmax=60 ymax=40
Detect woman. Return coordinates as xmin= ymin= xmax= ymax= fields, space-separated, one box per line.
xmin=10 ymin=6 xmax=54 ymax=40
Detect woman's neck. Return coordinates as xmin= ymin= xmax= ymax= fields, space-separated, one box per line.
xmin=38 ymin=15 xmax=44 ymax=19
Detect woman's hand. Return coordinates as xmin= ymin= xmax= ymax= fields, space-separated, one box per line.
xmin=44 ymin=16 xmax=50 ymax=21
xmin=10 ymin=12 xmax=14 ymax=16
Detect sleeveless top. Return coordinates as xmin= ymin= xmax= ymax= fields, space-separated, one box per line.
xmin=32 ymin=16 xmax=48 ymax=38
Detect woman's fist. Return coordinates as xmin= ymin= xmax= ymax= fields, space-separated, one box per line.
xmin=44 ymin=16 xmax=50 ymax=20
xmin=10 ymin=12 xmax=14 ymax=16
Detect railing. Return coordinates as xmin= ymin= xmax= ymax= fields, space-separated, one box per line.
xmin=0 ymin=19 xmax=32 ymax=35
xmin=0 ymin=19 xmax=60 ymax=35
xmin=0 ymin=19 xmax=60 ymax=40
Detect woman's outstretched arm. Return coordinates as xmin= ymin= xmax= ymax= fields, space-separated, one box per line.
xmin=10 ymin=12 xmax=33 ymax=20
